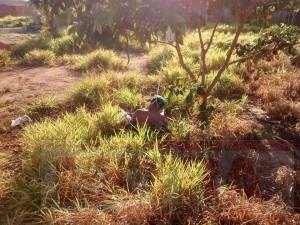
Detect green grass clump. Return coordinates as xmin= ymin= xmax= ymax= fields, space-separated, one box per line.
xmin=113 ymin=88 xmax=142 ymax=110
xmin=22 ymin=107 xmax=98 ymax=152
xmin=12 ymin=34 xmax=51 ymax=58
xmin=50 ymin=35 xmax=75 ymax=55
xmin=23 ymin=50 xmax=56 ymax=66
xmin=0 ymin=16 xmax=33 ymax=27
xmin=148 ymin=155 xmax=207 ymax=220
xmin=69 ymin=76 xmax=110 ymax=108
xmin=62 ymin=54 xmax=82 ymax=65
xmin=97 ymin=127 xmax=156 ymax=189
xmin=209 ymin=71 xmax=243 ymax=98
xmin=0 ymin=50 xmax=10 ymax=68
xmin=95 ymin=103 xmax=124 ymax=136
xmin=24 ymin=96 xmax=58 ymax=116
xmin=146 ymin=46 xmax=174 ymax=74
xmin=162 ymin=61 xmax=187 ymax=85
xmin=73 ymin=49 xmax=126 ymax=72
xmin=169 ymin=118 xmax=194 ymax=139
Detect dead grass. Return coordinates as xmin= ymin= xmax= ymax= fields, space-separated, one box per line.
xmin=208 ymin=112 xmax=255 ymax=139
xmin=48 ymin=209 xmax=113 ymax=225
xmin=202 ymin=188 xmax=300 ymax=225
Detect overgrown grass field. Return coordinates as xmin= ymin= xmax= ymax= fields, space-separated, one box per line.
xmin=1 ymin=24 xmax=299 ymax=224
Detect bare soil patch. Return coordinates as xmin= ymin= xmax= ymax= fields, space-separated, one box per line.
xmin=0 ymin=66 xmax=80 ymax=127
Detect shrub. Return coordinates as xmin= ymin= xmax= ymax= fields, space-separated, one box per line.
xmin=23 ymin=50 xmax=56 ymax=66
xmin=149 ymin=155 xmax=207 ymax=221
xmin=12 ymin=34 xmax=51 ymax=58
xmin=73 ymin=49 xmax=126 ymax=72
xmin=50 ymin=35 xmax=75 ymax=55
xmin=146 ymin=46 xmax=174 ymax=74
xmin=0 ymin=50 xmax=10 ymax=68
xmin=113 ymin=88 xmax=142 ymax=110
xmin=69 ymin=76 xmax=110 ymax=107
xmin=237 ymin=24 xmax=298 ymax=59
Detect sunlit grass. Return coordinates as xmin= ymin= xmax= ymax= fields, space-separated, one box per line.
xmin=23 ymin=50 xmax=56 ymax=66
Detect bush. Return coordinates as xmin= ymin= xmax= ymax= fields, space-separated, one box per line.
xmin=69 ymin=76 xmax=110 ymax=107
xmin=23 ymin=50 xmax=56 ymax=66
xmin=50 ymin=35 xmax=75 ymax=55
xmin=149 ymin=155 xmax=207 ymax=221
xmin=0 ymin=50 xmax=10 ymax=68
xmin=146 ymin=46 xmax=174 ymax=74
xmin=236 ymin=24 xmax=298 ymax=59
xmin=12 ymin=34 xmax=51 ymax=58
xmin=113 ymin=88 xmax=142 ymax=110
xmin=73 ymin=49 xmax=126 ymax=72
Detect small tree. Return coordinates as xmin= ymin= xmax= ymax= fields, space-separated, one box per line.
xmin=138 ymin=0 xmax=300 ymax=110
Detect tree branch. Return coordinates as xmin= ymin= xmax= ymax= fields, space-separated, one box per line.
xmin=205 ymin=21 xmax=219 ymax=53
xmin=206 ymin=23 xmax=244 ymax=96
xmin=175 ymin=38 xmax=197 ymax=81
xmin=198 ymin=27 xmax=207 ymax=85
xmin=198 ymin=27 xmax=205 ymax=52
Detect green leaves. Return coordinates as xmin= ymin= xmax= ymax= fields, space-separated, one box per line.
xmin=236 ymin=24 xmax=298 ymax=58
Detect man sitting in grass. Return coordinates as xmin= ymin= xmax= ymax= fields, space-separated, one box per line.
xmin=124 ymin=95 xmax=168 ymax=130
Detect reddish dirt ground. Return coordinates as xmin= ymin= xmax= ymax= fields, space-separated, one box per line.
xmin=0 ymin=66 xmax=80 ymax=127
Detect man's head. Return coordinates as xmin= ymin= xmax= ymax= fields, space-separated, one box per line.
xmin=148 ymin=95 xmax=167 ymax=112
